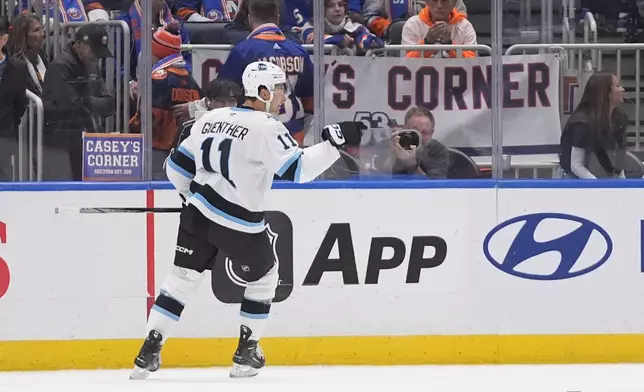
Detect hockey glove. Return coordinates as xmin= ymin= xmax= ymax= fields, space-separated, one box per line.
xmin=322 ymin=121 xmax=365 ymax=148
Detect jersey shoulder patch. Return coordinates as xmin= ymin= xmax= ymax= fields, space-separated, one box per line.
xmin=152 ymin=69 xmax=168 ymax=80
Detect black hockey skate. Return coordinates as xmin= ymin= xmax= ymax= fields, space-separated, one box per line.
xmin=130 ymin=330 xmax=163 ymax=380
xmin=230 ymin=325 xmax=265 ymax=378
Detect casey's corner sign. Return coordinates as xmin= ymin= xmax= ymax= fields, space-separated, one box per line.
xmin=192 ymin=50 xmax=562 ymax=153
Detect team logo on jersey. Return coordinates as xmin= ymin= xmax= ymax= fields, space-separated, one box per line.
xmin=211 ymin=211 xmax=294 ymax=303
xmin=207 ymin=9 xmax=224 ymax=20
xmin=152 ymin=69 xmax=167 ymax=80
xmin=67 ymin=7 xmax=81 ymax=19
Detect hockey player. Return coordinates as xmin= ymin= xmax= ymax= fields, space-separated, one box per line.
xmin=217 ymin=0 xmax=313 ymax=145
xmin=130 ymin=60 xmax=364 ymax=380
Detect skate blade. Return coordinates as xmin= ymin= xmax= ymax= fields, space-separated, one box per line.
xmin=229 ymin=363 xmax=260 ymax=378
xmin=129 ymin=366 xmax=150 ymax=380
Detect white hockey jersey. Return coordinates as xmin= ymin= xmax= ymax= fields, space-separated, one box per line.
xmin=166 ymin=106 xmax=341 ymax=234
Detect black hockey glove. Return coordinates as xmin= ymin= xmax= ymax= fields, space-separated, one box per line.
xmin=321 ymin=121 xmax=365 ymax=148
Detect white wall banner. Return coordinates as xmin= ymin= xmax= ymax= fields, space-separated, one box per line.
xmin=192 ymin=50 xmax=561 ymax=153
xmin=323 ymin=54 xmax=562 ymax=154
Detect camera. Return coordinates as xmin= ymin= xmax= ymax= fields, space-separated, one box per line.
xmin=397 ymin=129 xmax=421 ymax=150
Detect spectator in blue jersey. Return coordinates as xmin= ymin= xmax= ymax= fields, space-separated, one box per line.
xmin=175 ymin=0 xmax=238 ymax=21
xmin=120 ymin=0 xmax=191 ymax=101
xmin=0 ymin=16 xmax=29 ymax=181
xmin=301 ymin=0 xmax=383 ymax=54
xmin=218 ymin=0 xmax=314 ymax=145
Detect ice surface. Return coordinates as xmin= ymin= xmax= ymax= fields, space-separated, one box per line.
xmin=1 ymin=365 xmax=644 ymax=392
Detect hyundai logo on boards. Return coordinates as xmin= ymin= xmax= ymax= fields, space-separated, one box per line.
xmin=483 ymin=213 xmax=612 ymax=280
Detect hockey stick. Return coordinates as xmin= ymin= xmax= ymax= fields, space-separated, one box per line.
xmin=54 ymin=207 xmax=183 ymax=214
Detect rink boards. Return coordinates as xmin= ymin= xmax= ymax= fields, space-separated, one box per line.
xmin=1 ymin=180 xmax=644 ymax=370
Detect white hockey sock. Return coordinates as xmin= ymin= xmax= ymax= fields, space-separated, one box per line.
xmin=239 ymin=297 xmax=272 ymax=341
xmin=147 ymin=290 xmax=185 ymax=344
xmin=146 ymin=266 xmax=204 ymax=344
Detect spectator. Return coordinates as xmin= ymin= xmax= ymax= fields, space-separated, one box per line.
xmin=6 ymin=14 xmax=45 ymax=96
xmin=121 ymin=0 xmax=191 ymax=98
xmin=129 ymin=23 xmax=202 ymax=180
xmin=380 ymin=106 xmax=449 ymax=178
xmin=220 ymin=0 xmax=300 ymax=44
xmin=557 ymin=73 xmax=627 ymax=179
xmin=402 ymin=0 xmax=476 ymax=58
xmin=172 ymin=78 xmax=242 ymax=123
xmin=301 ymin=0 xmax=383 ymax=54
xmin=218 ymin=0 xmax=314 ymax=145
xmin=41 ymin=24 xmax=116 ymax=181
xmin=17 ymin=0 xmax=90 ymax=23
xmin=86 ymin=0 xmax=135 ymax=21
xmin=0 ymin=16 xmax=29 ymax=181
xmin=176 ymin=0 xmax=238 ymax=21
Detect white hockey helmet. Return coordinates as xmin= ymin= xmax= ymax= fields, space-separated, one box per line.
xmin=241 ymin=61 xmax=287 ymax=109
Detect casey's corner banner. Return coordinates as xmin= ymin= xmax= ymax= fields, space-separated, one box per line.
xmin=193 ymin=51 xmax=562 ymax=154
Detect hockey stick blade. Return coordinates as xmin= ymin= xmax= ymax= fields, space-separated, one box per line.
xmin=54 ymin=207 xmax=183 ymax=214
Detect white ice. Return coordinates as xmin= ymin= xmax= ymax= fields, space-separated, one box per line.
xmin=1 ymin=365 xmax=644 ymax=392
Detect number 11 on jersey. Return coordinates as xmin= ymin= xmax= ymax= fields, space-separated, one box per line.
xmin=201 ymin=138 xmax=235 ymax=187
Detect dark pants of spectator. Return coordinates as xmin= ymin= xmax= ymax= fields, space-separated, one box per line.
xmin=42 ymin=136 xmax=83 ymax=181
xmin=0 ymin=138 xmax=20 ymax=181
xmin=152 ymin=148 xmax=170 ymax=181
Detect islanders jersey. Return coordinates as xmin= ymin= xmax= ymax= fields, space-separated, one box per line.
xmin=167 ymin=106 xmax=303 ymax=234
xmin=176 ymin=0 xmax=239 ymax=21
xmin=218 ymin=24 xmax=313 ymax=144
xmin=129 ymin=55 xmax=202 ymax=151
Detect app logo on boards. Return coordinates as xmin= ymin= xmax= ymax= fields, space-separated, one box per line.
xmin=483 ymin=213 xmax=612 ymax=280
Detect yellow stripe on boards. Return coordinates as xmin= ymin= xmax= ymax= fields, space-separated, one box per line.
xmin=2 ymin=334 xmax=644 ymax=371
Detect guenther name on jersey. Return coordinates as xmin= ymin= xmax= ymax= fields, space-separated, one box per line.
xmin=201 ymin=121 xmax=249 ymax=140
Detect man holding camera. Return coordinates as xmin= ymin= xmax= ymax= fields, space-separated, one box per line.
xmin=384 ymin=106 xmax=449 ymax=178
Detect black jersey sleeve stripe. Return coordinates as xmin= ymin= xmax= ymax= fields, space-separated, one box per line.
xmin=277 ymin=155 xmax=302 ymax=182
xmin=169 ymin=148 xmax=196 ymax=178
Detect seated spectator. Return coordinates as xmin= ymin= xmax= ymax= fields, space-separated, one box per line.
xmin=120 ymin=0 xmax=192 ymax=99
xmin=217 ymin=0 xmax=313 ymax=145
xmin=86 ymin=0 xmax=135 ymax=20
xmin=6 ymin=14 xmax=45 ymax=96
xmin=172 ymin=78 xmax=241 ymax=123
xmin=379 ymin=106 xmax=449 ymax=178
xmin=301 ymin=0 xmax=384 ymax=54
xmin=402 ymin=0 xmax=476 ymax=58
xmin=364 ymin=0 xmax=466 ymax=38
xmin=41 ymin=24 xmax=116 ymax=181
xmin=557 ymin=73 xmax=627 ymax=179
xmin=220 ymin=0 xmax=300 ymax=45
xmin=0 ymin=16 xmax=29 ymax=181
xmin=283 ymin=0 xmax=366 ymax=33
xmin=129 ymin=23 xmax=202 ymax=180
xmin=176 ymin=0 xmax=238 ymax=21
xmin=17 ymin=0 xmax=90 ymax=23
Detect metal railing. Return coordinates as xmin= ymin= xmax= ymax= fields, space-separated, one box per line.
xmin=181 ymin=44 xmax=336 ymax=53
xmin=365 ymin=44 xmax=493 ymax=57
xmin=61 ymin=20 xmax=131 ymax=133
xmin=17 ymin=90 xmax=44 ymax=181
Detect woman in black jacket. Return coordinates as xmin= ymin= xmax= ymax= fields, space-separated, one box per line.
xmin=6 ymin=14 xmax=46 ymax=96
xmin=558 ymin=73 xmax=627 ymax=179
xmin=0 ymin=16 xmax=29 ymax=181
